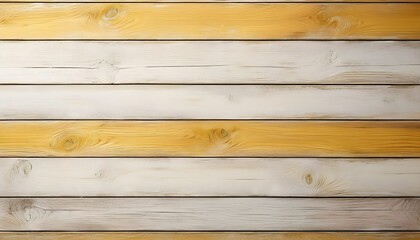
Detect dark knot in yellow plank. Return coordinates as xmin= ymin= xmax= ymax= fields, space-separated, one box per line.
xmin=51 ymin=134 xmax=82 ymax=152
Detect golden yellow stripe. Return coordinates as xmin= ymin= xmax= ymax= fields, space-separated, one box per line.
xmin=0 ymin=121 xmax=419 ymax=157
xmin=0 ymin=232 xmax=419 ymax=240
xmin=0 ymin=3 xmax=419 ymax=39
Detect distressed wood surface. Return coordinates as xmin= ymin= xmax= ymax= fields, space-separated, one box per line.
xmin=0 ymin=121 xmax=419 ymax=157
xmin=1 ymin=41 xmax=420 ymax=84
xmin=1 ymin=198 xmax=419 ymax=230
xmin=1 ymin=158 xmax=420 ymax=197
xmin=1 ymin=4 xmax=420 ymax=40
xmin=1 ymin=85 xmax=419 ymax=120
xmin=0 ymin=232 xmax=419 ymax=240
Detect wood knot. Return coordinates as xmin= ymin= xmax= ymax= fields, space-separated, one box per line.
xmin=312 ymin=8 xmax=333 ymax=25
xmin=103 ymin=7 xmax=119 ymax=20
xmin=96 ymin=59 xmax=120 ymax=83
xmin=63 ymin=136 xmax=80 ymax=151
xmin=305 ymin=174 xmax=313 ymax=185
xmin=328 ymin=50 xmax=337 ymax=64
xmin=312 ymin=8 xmax=358 ymax=36
xmin=95 ymin=169 xmax=105 ymax=178
xmin=208 ymin=128 xmax=231 ymax=143
xmin=11 ymin=159 xmax=32 ymax=177
xmin=8 ymin=199 xmax=48 ymax=224
xmin=51 ymin=134 xmax=83 ymax=153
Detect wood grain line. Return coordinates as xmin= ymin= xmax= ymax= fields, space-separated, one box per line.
xmin=0 ymin=121 xmax=419 ymax=157
xmin=0 ymin=4 xmax=420 ymax=39
xmin=1 ymin=158 xmax=420 ymax=196
xmin=1 ymin=198 xmax=419 ymax=230
xmin=1 ymin=85 xmax=419 ymax=120
xmin=1 ymin=41 xmax=420 ymax=84
xmin=1 ymin=232 xmax=420 ymax=240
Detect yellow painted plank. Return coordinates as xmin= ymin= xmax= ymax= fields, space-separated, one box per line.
xmin=0 ymin=121 xmax=419 ymax=157
xmin=0 ymin=232 xmax=419 ymax=240
xmin=0 ymin=3 xmax=420 ymax=39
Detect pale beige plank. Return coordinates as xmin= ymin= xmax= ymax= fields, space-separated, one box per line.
xmin=1 ymin=198 xmax=419 ymax=230
xmin=1 ymin=158 xmax=419 ymax=197
xmin=0 ymin=85 xmax=419 ymax=119
xmin=1 ymin=41 xmax=419 ymax=84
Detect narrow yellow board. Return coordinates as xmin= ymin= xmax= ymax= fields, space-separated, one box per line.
xmin=0 ymin=3 xmax=419 ymax=39
xmin=0 ymin=121 xmax=419 ymax=157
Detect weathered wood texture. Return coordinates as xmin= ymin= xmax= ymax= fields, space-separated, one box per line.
xmin=1 ymin=85 xmax=419 ymax=119
xmin=1 ymin=158 xmax=419 ymax=197
xmin=1 ymin=41 xmax=420 ymax=84
xmin=1 ymin=4 xmax=420 ymax=40
xmin=0 ymin=121 xmax=419 ymax=157
xmin=1 ymin=232 xmax=419 ymax=240
xmin=1 ymin=198 xmax=419 ymax=230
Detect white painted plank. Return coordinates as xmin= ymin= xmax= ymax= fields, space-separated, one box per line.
xmin=0 ymin=85 xmax=419 ymax=119
xmin=1 ymin=198 xmax=419 ymax=230
xmin=0 ymin=41 xmax=419 ymax=84
xmin=1 ymin=158 xmax=419 ymax=197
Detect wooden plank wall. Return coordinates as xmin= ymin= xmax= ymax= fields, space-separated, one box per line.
xmin=0 ymin=0 xmax=419 ymax=238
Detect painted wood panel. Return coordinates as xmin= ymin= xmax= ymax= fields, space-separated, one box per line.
xmin=1 ymin=41 xmax=420 ymax=84
xmin=1 ymin=198 xmax=419 ymax=230
xmin=1 ymin=85 xmax=419 ymax=119
xmin=0 ymin=232 xmax=419 ymax=240
xmin=0 ymin=121 xmax=419 ymax=157
xmin=1 ymin=4 xmax=420 ymax=40
xmin=1 ymin=158 xmax=419 ymax=197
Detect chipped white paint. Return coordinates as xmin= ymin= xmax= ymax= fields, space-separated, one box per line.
xmin=1 ymin=158 xmax=419 ymax=197
xmin=0 ymin=41 xmax=419 ymax=84
xmin=1 ymin=198 xmax=419 ymax=230
xmin=0 ymin=85 xmax=419 ymax=119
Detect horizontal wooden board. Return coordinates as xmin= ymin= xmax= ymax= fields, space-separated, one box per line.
xmin=0 ymin=121 xmax=419 ymax=157
xmin=2 ymin=41 xmax=420 ymax=84
xmin=1 ymin=4 xmax=420 ymax=40
xmin=1 ymin=85 xmax=419 ymax=120
xmin=1 ymin=232 xmax=420 ymax=240
xmin=1 ymin=198 xmax=419 ymax=230
xmin=1 ymin=158 xmax=420 ymax=197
